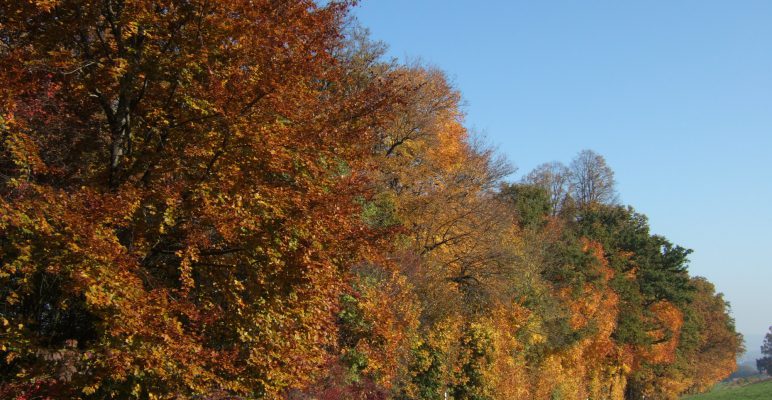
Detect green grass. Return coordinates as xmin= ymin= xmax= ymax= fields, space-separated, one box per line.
xmin=682 ymin=378 xmax=772 ymax=399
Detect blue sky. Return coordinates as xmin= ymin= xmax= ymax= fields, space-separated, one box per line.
xmin=354 ymin=0 xmax=772 ymax=359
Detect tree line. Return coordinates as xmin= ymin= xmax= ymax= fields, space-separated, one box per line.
xmin=0 ymin=1 xmax=742 ymax=399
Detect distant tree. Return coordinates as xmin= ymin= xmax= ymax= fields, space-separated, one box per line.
xmin=523 ymin=162 xmax=572 ymax=215
xmin=569 ymin=150 xmax=617 ymax=207
xmin=728 ymin=363 xmax=759 ymax=380
xmin=757 ymin=326 xmax=772 ymax=374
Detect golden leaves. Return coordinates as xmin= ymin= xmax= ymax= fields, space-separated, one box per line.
xmin=0 ymin=1 xmax=742 ymax=398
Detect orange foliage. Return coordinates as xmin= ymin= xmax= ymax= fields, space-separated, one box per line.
xmin=643 ymin=301 xmax=684 ymax=365
xmin=0 ymin=2 xmax=743 ymax=398
xmin=0 ymin=0 xmax=400 ymax=397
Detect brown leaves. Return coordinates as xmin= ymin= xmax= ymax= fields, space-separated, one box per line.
xmin=0 ymin=1 xmax=742 ymax=399
xmin=0 ymin=0 xmax=398 ymax=397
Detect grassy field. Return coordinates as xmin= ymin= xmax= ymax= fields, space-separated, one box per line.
xmin=682 ymin=378 xmax=772 ymax=399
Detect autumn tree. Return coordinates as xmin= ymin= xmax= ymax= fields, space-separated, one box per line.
xmin=370 ymin=66 xmax=517 ymax=318
xmin=506 ymin=153 xmax=739 ymax=399
xmin=0 ymin=3 xmax=743 ymax=399
xmin=0 ymin=1 xmax=403 ymax=397
xmin=678 ymin=277 xmax=743 ymax=394
xmin=376 ymin=69 xmax=521 ymax=397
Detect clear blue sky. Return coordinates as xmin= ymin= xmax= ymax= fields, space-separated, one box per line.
xmin=354 ymin=0 xmax=772 ymax=359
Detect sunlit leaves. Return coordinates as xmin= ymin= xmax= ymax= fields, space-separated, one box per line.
xmin=0 ymin=2 xmax=742 ymax=398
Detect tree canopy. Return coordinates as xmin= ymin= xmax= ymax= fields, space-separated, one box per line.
xmin=0 ymin=2 xmax=742 ymax=399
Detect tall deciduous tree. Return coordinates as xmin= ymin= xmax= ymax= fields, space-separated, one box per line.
xmin=0 ymin=1 xmax=399 ymax=397
xmin=523 ymin=161 xmax=572 ymax=215
xmin=569 ymin=149 xmax=617 ymax=207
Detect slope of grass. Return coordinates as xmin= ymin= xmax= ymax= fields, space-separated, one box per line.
xmin=682 ymin=378 xmax=772 ymax=400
